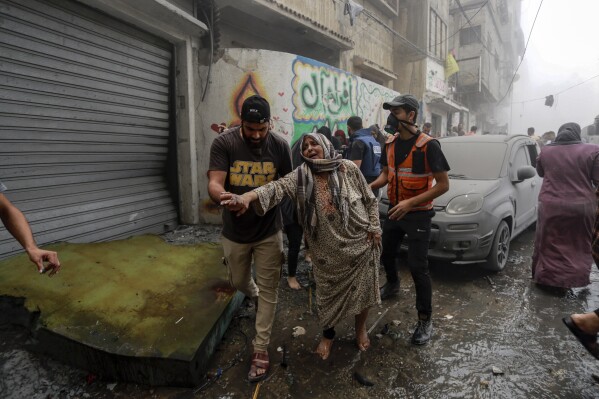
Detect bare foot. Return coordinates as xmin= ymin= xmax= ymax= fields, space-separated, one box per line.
xmin=287 ymin=276 xmax=301 ymax=290
xmin=356 ymin=329 xmax=370 ymax=351
xmin=314 ymin=337 xmax=333 ymax=360
xmin=305 ymin=252 xmax=312 ymax=264
xmin=572 ymin=313 xmax=599 ymax=335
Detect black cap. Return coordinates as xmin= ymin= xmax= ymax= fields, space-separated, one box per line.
xmin=383 ymin=94 xmax=420 ymax=111
xmin=241 ymin=95 xmax=270 ymax=123
xmin=384 ymin=113 xmax=400 ymax=134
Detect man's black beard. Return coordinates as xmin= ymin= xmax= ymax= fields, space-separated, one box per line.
xmin=244 ymin=136 xmax=263 ymax=155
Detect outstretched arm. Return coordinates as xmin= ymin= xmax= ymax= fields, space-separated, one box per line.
xmin=221 ymin=169 xmax=299 ymax=217
xmin=0 ymin=194 xmax=61 ymax=276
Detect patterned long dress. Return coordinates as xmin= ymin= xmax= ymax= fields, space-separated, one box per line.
xmin=253 ymin=160 xmax=381 ymax=328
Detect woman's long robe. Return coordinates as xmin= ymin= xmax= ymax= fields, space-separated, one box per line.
xmin=254 ymin=160 xmax=382 ymax=328
xmin=532 ymin=143 xmax=599 ymax=288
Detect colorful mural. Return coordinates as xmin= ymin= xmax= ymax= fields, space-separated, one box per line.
xmin=203 ymin=49 xmax=399 ymax=145
xmin=198 ymin=48 xmax=399 ymax=221
xmin=291 ymin=57 xmax=356 ymax=141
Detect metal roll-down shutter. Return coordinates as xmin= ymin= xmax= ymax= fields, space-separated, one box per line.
xmin=0 ymin=0 xmax=178 ymax=259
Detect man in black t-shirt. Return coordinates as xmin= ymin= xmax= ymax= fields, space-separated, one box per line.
xmin=370 ymin=94 xmax=450 ymax=346
xmin=208 ymin=95 xmax=292 ymax=382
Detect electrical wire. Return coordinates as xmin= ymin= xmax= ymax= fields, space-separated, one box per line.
xmin=512 ymin=73 xmax=599 ymax=104
xmin=455 ymin=0 xmax=497 ymax=57
xmin=360 ymin=7 xmax=432 ymax=60
xmin=497 ymin=0 xmax=544 ymax=105
xmin=430 ymin=0 xmax=490 ymax=48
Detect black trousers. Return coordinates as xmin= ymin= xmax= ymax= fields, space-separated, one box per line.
xmin=381 ymin=211 xmax=433 ymax=317
xmin=284 ymin=222 xmax=303 ymax=277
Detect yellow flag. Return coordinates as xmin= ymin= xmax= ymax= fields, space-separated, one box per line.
xmin=445 ymin=53 xmax=459 ymax=79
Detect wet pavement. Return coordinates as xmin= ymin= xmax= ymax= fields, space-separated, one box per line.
xmin=2 ymin=225 xmax=599 ymax=398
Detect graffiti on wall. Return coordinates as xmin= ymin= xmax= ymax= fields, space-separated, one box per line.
xmin=209 ymin=72 xmax=270 ymax=134
xmin=208 ymin=52 xmax=398 ymax=145
xmin=357 ymin=82 xmax=396 ymax=129
xmin=291 ymin=57 xmax=356 ymax=141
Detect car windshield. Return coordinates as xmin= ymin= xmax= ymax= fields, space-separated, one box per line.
xmin=441 ymin=142 xmax=507 ymax=179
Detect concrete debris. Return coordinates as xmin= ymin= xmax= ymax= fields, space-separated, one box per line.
xmin=492 ymin=366 xmax=504 ymax=375
xmin=292 ymin=326 xmax=306 ymax=337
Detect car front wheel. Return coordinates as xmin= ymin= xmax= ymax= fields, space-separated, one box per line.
xmin=483 ymin=220 xmax=511 ymax=271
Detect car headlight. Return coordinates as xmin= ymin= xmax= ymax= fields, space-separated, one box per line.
xmin=445 ymin=193 xmax=484 ymax=215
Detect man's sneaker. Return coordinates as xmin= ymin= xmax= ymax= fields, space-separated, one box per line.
xmin=379 ymin=281 xmax=400 ymax=300
xmin=411 ymin=319 xmax=433 ymax=345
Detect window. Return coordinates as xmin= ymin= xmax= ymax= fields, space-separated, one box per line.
xmin=460 ymin=25 xmax=481 ymax=46
xmin=428 ymin=8 xmax=447 ymax=59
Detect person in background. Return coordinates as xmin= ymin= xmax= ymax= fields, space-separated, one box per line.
xmin=370 ymin=124 xmax=388 ymax=149
xmin=317 ymin=126 xmax=341 ymax=152
xmin=0 ymin=181 xmax=61 ymax=276
xmin=541 ymin=131 xmax=556 ymax=146
xmin=221 ymin=133 xmax=382 ymax=361
xmin=457 ymin=123 xmax=465 ymax=136
xmin=528 ymin=127 xmax=541 ymax=142
xmin=532 ymin=123 xmax=599 ymax=292
xmin=466 ymin=126 xmax=478 ymax=136
xmin=346 ymin=116 xmax=382 ymax=196
xmin=334 ymin=130 xmax=348 ymax=147
xmin=422 ymin=122 xmax=432 ymax=136
xmin=207 ymin=95 xmax=293 ymax=382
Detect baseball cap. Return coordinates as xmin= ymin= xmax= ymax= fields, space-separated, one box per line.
xmin=241 ymin=95 xmax=271 ymax=123
xmin=383 ymin=94 xmax=420 ymax=111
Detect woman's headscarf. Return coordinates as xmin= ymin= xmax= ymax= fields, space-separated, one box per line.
xmin=553 ymin=122 xmax=582 ymax=145
xmin=296 ymin=133 xmax=349 ymax=237
xmin=290 ymin=134 xmax=307 ymax=169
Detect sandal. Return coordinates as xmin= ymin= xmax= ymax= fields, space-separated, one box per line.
xmin=248 ymin=351 xmax=269 ymax=382
xmin=563 ymin=316 xmax=599 ymax=359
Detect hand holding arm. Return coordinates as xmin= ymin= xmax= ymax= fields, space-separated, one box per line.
xmin=220 ymin=191 xmax=258 ymax=217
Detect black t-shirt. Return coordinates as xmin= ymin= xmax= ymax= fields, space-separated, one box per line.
xmin=209 ymin=127 xmax=293 ymax=243
xmin=380 ymin=133 xmax=450 ymax=173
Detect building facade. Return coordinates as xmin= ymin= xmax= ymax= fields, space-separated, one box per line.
xmin=0 ymin=0 xmax=526 ymax=257
xmin=449 ymin=0 xmax=525 ymax=134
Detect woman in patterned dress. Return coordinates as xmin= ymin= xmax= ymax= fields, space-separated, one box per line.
xmin=221 ymin=133 xmax=382 ymax=360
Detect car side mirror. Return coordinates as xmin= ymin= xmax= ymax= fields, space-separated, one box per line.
xmin=514 ymin=165 xmax=536 ymax=182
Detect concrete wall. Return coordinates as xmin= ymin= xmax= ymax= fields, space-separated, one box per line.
xmin=196 ymin=48 xmax=398 ymax=223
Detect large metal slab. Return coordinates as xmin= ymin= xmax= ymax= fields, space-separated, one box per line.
xmin=0 ymin=235 xmax=242 ymax=387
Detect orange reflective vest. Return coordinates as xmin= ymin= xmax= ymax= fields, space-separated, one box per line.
xmin=386 ymin=133 xmax=434 ymax=211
